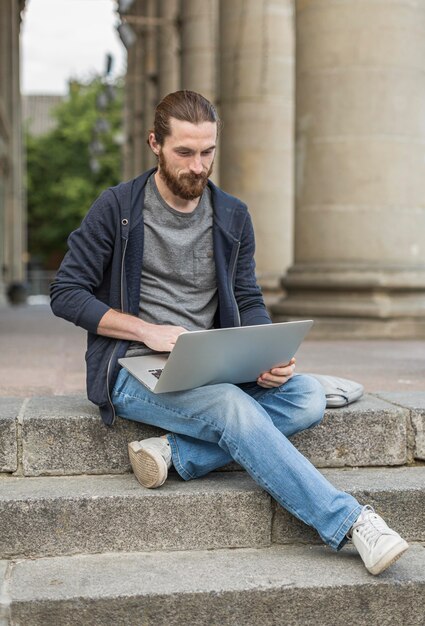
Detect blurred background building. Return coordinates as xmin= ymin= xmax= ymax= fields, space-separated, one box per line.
xmin=3 ymin=0 xmax=425 ymax=338
xmin=22 ymin=95 xmax=64 ymax=137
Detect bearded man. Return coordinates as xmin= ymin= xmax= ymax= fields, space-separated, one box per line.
xmin=51 ymin=90 xmax=408 ymax=576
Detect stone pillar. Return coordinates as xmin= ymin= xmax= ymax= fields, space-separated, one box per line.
xmin=157 ymin=0 xmax=180 ymax=99
xmin=0 ymin=0 xmax=26 ymax=304
xmin=180 ymin=0 xmax=218 ymax=102
xmin=9 ymin=0 xmax=25 ymax=283
xmin=218 ymin=0 xmax=295 ymax=290
xmin=142 ymin=0 xmax=158 ymax=169
xmin=272 ymin=0 xmax=425 ymax=337
xmin=0 ymin=3 xmax=9 ymax=304
xmin=121 ymin=0 xmax=146 ymax=179
xmin=180 ymin=0 xmax=220 ymax=185
xmin=123 ymin=26 xmax=145 ymax=179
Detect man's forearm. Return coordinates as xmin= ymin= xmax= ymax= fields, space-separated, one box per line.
xmin=97 ymin=309 xmax=187 ymax=353
xmin=97 ymin=309 xmax=150 ymax=342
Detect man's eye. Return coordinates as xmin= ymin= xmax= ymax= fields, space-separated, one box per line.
xmin=177 ymin=151 xmax=190 ymax=156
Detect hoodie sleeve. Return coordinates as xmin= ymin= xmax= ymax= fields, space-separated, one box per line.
xmin=50 ymin=189 xmax=119 ymax=334
xmin=234 ymin=211 xmax=272 ymax=326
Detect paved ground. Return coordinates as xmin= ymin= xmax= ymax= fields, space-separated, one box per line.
xmin=1 ymin=302 xmax=425 ymax=397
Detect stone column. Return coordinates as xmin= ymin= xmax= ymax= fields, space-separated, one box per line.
xmin=123 ymin=27 xmax=145 ymax=179
xmin=0 ymin=0 xmax=26 ymax=304
xmin=142 ymin=0 xmax=158 ymax=169
xmin=272 ymin=0 xmax=425 ymax=337
xmin=11 ymin=2 xmax=25 ymax=284
xmin=157 ymin=0 xmax=180 ymax=99
xmin=0 ymin=2 xmax=9 ymax=304
xmin=180 ymin=0 xmax=220 ymax=185
xmin=219 ymin=0 xmax=295 ymax=290
xmin=180 ymin=0 xmax=218 ymax=103
xmin=121 ymin=0 xmax=146 ymax=179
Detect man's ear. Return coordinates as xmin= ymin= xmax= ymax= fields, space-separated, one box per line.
xmin=148 ymin=132 xmax=160 ymax=155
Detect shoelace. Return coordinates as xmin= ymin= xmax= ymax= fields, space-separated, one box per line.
xmin=353 ymin=507 xmax=391 ymax=547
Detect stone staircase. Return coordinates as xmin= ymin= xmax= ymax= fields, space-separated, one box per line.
xmin=1 ymin=393 xmax=424 ymax=625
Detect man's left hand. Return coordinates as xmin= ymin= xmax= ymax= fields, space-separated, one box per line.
xmin=256 ymin=357 xmax=296 ymax=389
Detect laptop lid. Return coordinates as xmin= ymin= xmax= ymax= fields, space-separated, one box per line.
xmin=119 ymin=320 xmax=313 ymax=394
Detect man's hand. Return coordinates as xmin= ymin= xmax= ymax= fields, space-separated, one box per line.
xmin=141 ymin=323 xmax=188 ymax=352
xmin=97 ymin=309 xmax=187 ymax=352
xmin=257 ymin=357 xmax=296 ymax=389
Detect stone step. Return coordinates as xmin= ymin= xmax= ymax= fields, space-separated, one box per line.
xmin=2 ymin=544 xmax=424 ymax=626
xmin=376 ymin=391 xmax=425 ymax=459
xmin=1 ymin=467 xmax=423 ymax=559
xmin=1 ymin=393 xmax=422 ymax=477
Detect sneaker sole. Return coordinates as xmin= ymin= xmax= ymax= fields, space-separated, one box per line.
xmin=368 ymin=540 xmax=409 ymax=575
xmin=128 ymin=443 xmax=168 ymax=489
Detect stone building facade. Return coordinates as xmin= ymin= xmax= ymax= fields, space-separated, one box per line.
xmin=1 ymin=0 xmax=424 ymax=334
xmin=0 ymin=0 xmax=384 ymax=337
xmin=117 ymin=0 xmax=294 ymax=294
xmin=0 ymin=0 xmax=26 ymax=304
xmin=118 ymin=0 xmax=425 ymax=337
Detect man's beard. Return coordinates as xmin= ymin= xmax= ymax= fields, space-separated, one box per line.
xmin=158 ymin=150 xmax=213 ymax=201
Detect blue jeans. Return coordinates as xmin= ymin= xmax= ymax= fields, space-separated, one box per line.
xmin=112 ymin=370 xmax=362 ymax=550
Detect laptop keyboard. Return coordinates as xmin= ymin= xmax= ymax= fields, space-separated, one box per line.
xmin=148 ymin=368 xmax=164 ymax=380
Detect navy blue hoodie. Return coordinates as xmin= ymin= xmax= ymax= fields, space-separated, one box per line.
xmin=51 ymin=168 xmax=271 ymax=425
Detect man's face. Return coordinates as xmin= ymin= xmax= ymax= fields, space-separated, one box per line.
xmin=152 ymin=118 xmax=217 ymax=200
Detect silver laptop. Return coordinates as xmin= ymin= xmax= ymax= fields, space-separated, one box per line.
xmin=118 ymin=320 xmax=313 ymax=394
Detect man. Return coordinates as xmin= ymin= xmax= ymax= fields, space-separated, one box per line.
xmin=51 ymin=90 xmax=408 ymax=576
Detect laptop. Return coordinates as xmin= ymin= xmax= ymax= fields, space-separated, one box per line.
xmin=118 ymin=320 xmax=313 ymax=394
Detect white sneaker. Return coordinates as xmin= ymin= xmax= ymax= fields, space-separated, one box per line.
xmin=350 ymin=505 xmax=409 ymax=575
xmin=128 ymin=437 xmax=172 ymax=488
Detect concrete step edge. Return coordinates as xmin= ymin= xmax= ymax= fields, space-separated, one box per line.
xmin=1 ymin=467 xmax=424 ymax=558
xmin=2 ymin=392 xmax=423 ymax=476
xmin=3 ymin=544 xmax=425 ymax=626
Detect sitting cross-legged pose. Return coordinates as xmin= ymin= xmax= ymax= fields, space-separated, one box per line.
xmin=51 ymin=90 xmax=408 ymax=576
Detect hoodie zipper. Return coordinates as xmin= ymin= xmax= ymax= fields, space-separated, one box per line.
xmin=229 ymin=241 xmax=241 ymax=327
xmin=106 ymin=237 xmax=128 ymax=425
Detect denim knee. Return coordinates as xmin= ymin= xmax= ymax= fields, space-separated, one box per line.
xmin=290 ymin=374 xmax=326 ymax=430
xmin=214 ymin=383 xmax=255 ymax=420
xmin=212 ymin=383 xmax=268 ymax=435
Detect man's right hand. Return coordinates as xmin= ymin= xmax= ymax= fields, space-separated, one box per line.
xmin=141 ymin=323 xmax=188 ymax=352
xmin=97 ymin=309 xmax=187 ymax=352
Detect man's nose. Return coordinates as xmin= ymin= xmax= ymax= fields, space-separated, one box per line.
xmin=189 ymin=156 xmax=203 ymax=175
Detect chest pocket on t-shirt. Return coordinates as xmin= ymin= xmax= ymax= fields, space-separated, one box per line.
xmin=193 ymin=248 xmax=216 ymax=286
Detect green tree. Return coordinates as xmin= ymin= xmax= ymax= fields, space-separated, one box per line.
xmin=26 ymin=77 xmax=123 ymax=268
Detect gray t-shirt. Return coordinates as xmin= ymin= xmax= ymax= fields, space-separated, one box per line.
xmin=126 ymin=174 xmax=218 ymax=356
